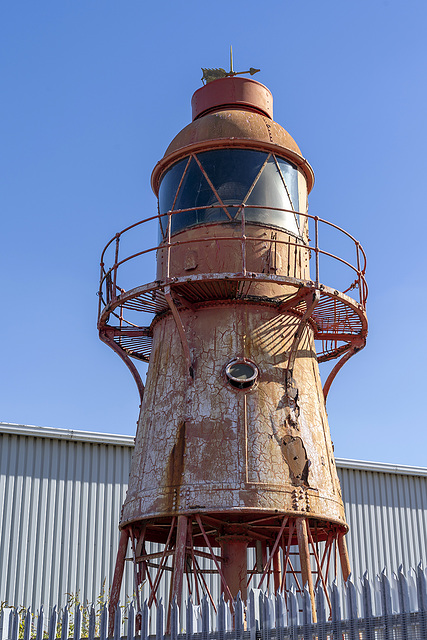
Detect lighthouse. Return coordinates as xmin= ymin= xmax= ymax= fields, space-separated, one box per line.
xmin=98 ymin=70 xmax=368 ymax=624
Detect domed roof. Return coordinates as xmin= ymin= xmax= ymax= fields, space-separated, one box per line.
xmin=165 ymin=110 xmax=303 ymax=157
xmin=151 ymin=78 xmax=314 ymax=194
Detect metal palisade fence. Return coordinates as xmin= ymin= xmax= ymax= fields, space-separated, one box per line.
xmin=1 ymin=565 xmax=426 ymax=640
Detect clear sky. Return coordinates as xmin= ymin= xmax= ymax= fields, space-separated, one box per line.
xmin=1 ymin=0 xmax=426 ymax=466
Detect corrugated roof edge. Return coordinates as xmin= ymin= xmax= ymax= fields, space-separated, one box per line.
xmin=1 ymin=422 xmax=426 ymax=477
xmin=0 ymin=422 xmax=135 ymax=446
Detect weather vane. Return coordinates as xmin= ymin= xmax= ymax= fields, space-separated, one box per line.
xmin=201 ymin=46 xmax=260 ymax=85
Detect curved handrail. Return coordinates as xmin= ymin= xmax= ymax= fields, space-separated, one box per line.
xmin=98 ymin=205 xmax=368 ymax=319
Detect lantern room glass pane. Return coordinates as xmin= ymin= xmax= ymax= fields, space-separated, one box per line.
xmin=159 ymin=149 xmax=300 ymax=237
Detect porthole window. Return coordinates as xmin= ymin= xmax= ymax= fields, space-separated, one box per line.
xmin=225 ymin=359 xmax=259 ymax=390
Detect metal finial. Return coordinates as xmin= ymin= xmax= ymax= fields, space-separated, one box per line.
xmin=201 ymin=49 xmax=260 ymax=84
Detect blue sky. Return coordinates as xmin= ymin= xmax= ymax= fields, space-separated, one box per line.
xmin=1 ymin=0 xmax=426 ymax=466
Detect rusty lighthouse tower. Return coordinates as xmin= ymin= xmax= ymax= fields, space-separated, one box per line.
xmin=98 ymin=67 xmax=368 ymax=623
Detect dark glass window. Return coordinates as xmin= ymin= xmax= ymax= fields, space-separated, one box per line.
xmin=159 ymin=149 xmax=300 ymax=237
xmin=225 ymin=360 xmax=259 ymax=390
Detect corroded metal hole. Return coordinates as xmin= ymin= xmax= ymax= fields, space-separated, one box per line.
xmin=225 ymin=359 xmax=259 ymax=390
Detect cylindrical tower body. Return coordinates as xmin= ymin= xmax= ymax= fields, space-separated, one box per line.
xmin=101 ymin=76 xmax=368 ymax=627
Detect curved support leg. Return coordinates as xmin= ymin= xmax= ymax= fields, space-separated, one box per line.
xmin=323 ymin=337 xmax=365 ymax=401
xmin=99 ymin=329 xmax=145 ymax=402
xmin=338 ymin=532 xmax=351 ymax=582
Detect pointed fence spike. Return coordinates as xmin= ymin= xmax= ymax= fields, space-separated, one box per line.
xmin=361 ymin=573 xmax=373 ymax=618
xmin=275 ymin=591 xmax=285 ymax=640
xmin=330 ymin=581 xmax=342 ymax=640
xmin=417 ymin=563 xmax=427 ymax=611
xmin=346 ymin=578 xmax=359 ymax=640
xmin=360 ymin=572 xmax=375 ymax=640
xmin=288 ymin=586 xmax=298 ymax=640
xmin=380 ymin=571 xmax=393 ymax=616
xmin=201 ymin=596 xmax=209 ymax=640
xmin=73 ymin=605 xmax=80 ymax=640
xmin=61 ymin=608 xmax=69 ymax=640
xmin=22 ymin=608 xmax=31 ymax=640
xmin=302 ymin=584 xmax=312 ymax=635
xmin=113 ymin=604 xmax=121 ymax=640
xmin=396 ymin=567 xmax=411 ymax=640
xmin=398 ymin=568 xmax=410 ymax=612
xmin=156 ymin=599 xmax=164 ymax=640
xmin=258 ymin=590 xmax=264 ymax=629
xmin=127 ymin=603 xmax=135 ymax=640
xmin=235 ymin=591 xmax=244 ymax=640
xmin=48 ymin=606 xmax=58 ymax=640
xmin=316 ymin=585 xmax=326 ymax=639
xmin=379 ymin=570 xmax=396 ymax=640
xmin=99 ymin=604 xmax=107 ymax=640
xmin=170 ymin=597 xmax=178 ymax=640
xmin=185 ymin=597 xmax=194 ymax=640
xmin=416 ymin=564 xmax=427 ymax=638
xmin=36 ymin=608 xmax=43 ymax=640
xmin=217 ymin=593 xmax=227 ymax=640
xmin=248 ymin=589 xmax=257 ymax=640
xmin=10 ymin=609 xmax=19 ymax=640
xmin=88 ymin=606 xmax=95 ymax=640
xmin=141 ymin=601 xmax=148 ymax=640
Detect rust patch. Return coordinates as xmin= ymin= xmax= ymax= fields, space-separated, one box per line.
xmin=165 ymin=421 xmax=186 ymax=511
xmin=277 ymin=374 xmax=300 ymax=429
xmin=281 ymin=435 xmax=310 ymax=487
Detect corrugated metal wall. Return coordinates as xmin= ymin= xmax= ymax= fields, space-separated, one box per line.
xmin=340 ymin=462 xmax=427 ymax=581
xmin=1 ymin=423 xmax=426 ymax=613
xmin=0 ymin=426 xmax=134 ymax=610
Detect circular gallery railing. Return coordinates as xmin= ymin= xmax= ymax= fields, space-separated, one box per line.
xmin=97 ymin=205 xmax=368 ymax=399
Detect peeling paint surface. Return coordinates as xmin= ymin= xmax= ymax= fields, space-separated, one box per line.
xmin=121 ymin=302 xmax=346 ymax=527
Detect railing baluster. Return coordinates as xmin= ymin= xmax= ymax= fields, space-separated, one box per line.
xmin=241 ymin=206 xmax=246 ymax=275
xmin=314 ymin=216 xmax=320 ymax=288
xmin=112 ymin=234 xmax=120 ymax=301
